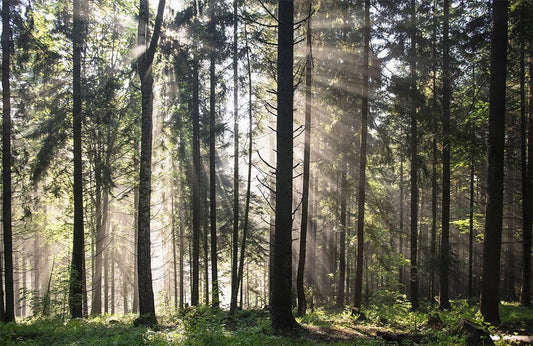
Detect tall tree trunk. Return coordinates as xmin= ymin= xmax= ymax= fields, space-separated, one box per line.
xmin=230 ymin=0 xmax=240 ymax=314
xmin=353 ymin=0 xmax=370 ymax=310
xmin=439 ymin=0 xmax=452 ymax=311
xmin=191 ymin=61 xmax=201 ymax=306
xmin=135 ymin=0 xmax=165 ymax=326
xmin=468 ymin=152 xmax=475 ymax=299
xmin=1 ymin=0 xmax=13 ymax=322
xmin=272 ymin=0 xmax=297 ymax=330
xmin=235 ymin=20 xmax=255 ymax=314
xmin=399 ymin=159 xmax=404 ymax=289
xmin=337 ymin=169 xmax=347 ymax=308
xmin=70 ymin=0 xmax=86 ymax=319
xmin=208 ymin=0 xmax=219 ymax=308
xmin=520 ymin=20 xmax=532 ymax=308
xmin=91 ymin=167 xmax=104 ymax=316
xmin=409 ymin=0 xmax=419 ymax=311
xmin=297 ymin=2 xmax=312 ymax=316
xmin=171 ymin=163 xmax=178 ymax=310
xmin=480 ymin=0 xmax=508 ymax=326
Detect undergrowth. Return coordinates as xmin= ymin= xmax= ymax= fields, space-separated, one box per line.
xmin=1 ymin=295 xmax=531 ymax=345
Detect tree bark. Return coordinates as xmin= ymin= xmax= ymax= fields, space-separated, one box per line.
xmin=230 ymin=0 xmax=240 ymax=314
xmin=135 ymin=0 xmax=165 ymax=325
xmin=191 ymin=61 xmax=200 ymax=306
xmin=2 ymin=0 xmax=14 ymax=322
xmin=208 ymin=0 xmax=219 ymax=308
xmin=272 ymin=0 xmax=297 ymax=330
xmin=69 ymin=0 xmax=85 ymax=319
xmin=520 ymin=19 xmax=532 ymax=308
xmin=297 ymin=2 xmax=312 ymax=316
xmin=439 ymin=0 xmax=452 ymax=311
xmin=480 ymin=0 xmax=508 ymax=326
xmin=409 ymin=0 xmax=419 ymax=311
xmin=353 ymin=0 xmax=370 ymax=310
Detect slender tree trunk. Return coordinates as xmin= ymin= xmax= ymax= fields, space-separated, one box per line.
xmin=480 ymin=0 xmax=508 ymax=325
xmin=272 ymin=0 xmax=297 ymax=330
xmin=171 ymin=165 xmax=178 ymax=310
xmin=235 ymin=21 xmax=255 ymax=314
xmin=191 ymin=62 xmax=201 ymax=306
xmin=297 ymin=3 xmax=312 ymax=316
xmin=1 ymin=0 xmax=14 ymax=322
xmin=91 ymin=171 xmax=104 ymax=316
xmin=179 ymin=199 xmax=185 ymax=308
xmin=468 ymin=153 xmax=475 ymax=299
xmin=70 ymin=0 xmax=85 ymax=319
xmin=230 ymin=0 xmax=240 ymax=314
xmin=399 ymin=159 xmax=404 ymax=289
xmin=409 ymin=0 xmax=419 ymax=311
xmin=208 ymin=0 xmax=219 ymax=308
xmin=337 ymin=169 xmax=347 ymax=308
xmin=353 ymin=0 xmax=370 ymax=310
xmin=439 ymin=0 xmax=452 ymax=311
xmin=135 ymin=0 xmax=165 ymax=326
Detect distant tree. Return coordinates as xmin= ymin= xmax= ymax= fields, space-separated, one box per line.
xmin=272 ymin=0 xmax=297 ymax=330
xmin=135 ymin=0 xmax=165 ymax=326
xmin=480 ymin=0 xmax=508 ymax=325
xmin=69 ymin=0 xmax=86 ymax=319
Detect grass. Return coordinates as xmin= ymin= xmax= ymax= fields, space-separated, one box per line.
xmin=1 ymin=298 xmax=532 ymax=345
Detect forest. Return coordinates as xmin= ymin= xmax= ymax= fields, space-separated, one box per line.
xmin=1 ymin=0 xmax=533 ymax=344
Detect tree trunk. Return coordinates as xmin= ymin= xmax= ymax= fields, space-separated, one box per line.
xmin=520 ymin=22 xmax=532 ymax=308
xmin=409 ymin=0 xmax=419 ymax=311
xmin=191 ymin=62 xmax=201 ymax=306
xmin=480 ymin=0 xmax=508 ymax=326
xmin=230 ymin=0 xmax=240 ymax=314
xmin=69 ymin=0 xmax=86 ymax=319
xmin=235 ymin=20 xmax=255 ymax=314
xmin=272 ymin=0 xmax=297 ymax=330
xmin=135 ymin=0 xmax=165 ymax=326
xmin=1 ymin=0 xmax=13 ymax=322
xmin=297 ymin=3 xmax=312 ymax=316
xmin=337 ymin=169 xmax=347 ymax=308
xmin=439 ymin=0 xmax=452 ymax=311
xmin=354 ymin=0 xmax=370 ymax=310
xmin=468 ymin=153 xmax=475 ymax=299
xmin=208 ymin=0 xmax=219 ymax=308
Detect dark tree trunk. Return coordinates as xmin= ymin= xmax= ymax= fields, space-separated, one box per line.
xmin=69 ymin=0 xmax=86 ymax=319
xmin=399 ymin=159 xmax=404 ymax=289
xmin=353 ymin=0 xmax=370 ymax=310
xmin=272 ymin=0 xmax=297 ymax=330
xmin=409 ymin=0 xmax=419 ymax=311
xmin=480 ymin=0 xmax=508 ymax=326
xmin=439 ymin=0 xmax=452 ymax=311
xmin=208 ymin=0 xmax=219 ymax=308
xmin=230 ymin=0 xmax=240 ymax=314
xmin=1 ymin=0 xmax=14 ymax=323
xmin=235 ymin=21 xmax=254 ymax=314
xmin=337 ymin=169 xmax=347 ymax=308
xmin=520 ymin=24 xmax=532 ymax=308
xmin=297 ymin=3 xmax=312 ymax=316
xmin=468 ymin=154 xmax=475 ymax=299
xmin=191 ymin=62 xmax=200 ymax=306
xmin=135 ymin=0 xmax=165 ymax=326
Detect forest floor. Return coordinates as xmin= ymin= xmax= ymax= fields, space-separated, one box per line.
xmin=0 ymin=297 xmax=532 ymax=345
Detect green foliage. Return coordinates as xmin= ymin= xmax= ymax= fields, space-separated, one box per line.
xmin=1 ymin=302 xmax=531 ymax=345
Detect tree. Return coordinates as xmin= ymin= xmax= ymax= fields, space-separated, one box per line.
xmin=272 ymin=0 xmax=297 ymax=330
xmin=2 ymin=0 xmax=15 ymax=323
xmin=208 ymin=0 xmax=219 ymax=308
xmin=409 ymin=0 xmax=419 ymax=311
xmin=135 ymin=0 xmax=165 ymax=326
xmin=297 ymin=1 xmax=313 ymax=316
xmin=438 ymin=0 xmax=452 ymax=311
xmin=69 ymin=0 xmax=86 ymax=319
xmin=230 ymin=0 xmax=240 ymax=314
xmin=353 ymin=0 xmax=370 ymax=310
xmin=480 ymin=0 xmax=508 ymax=326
